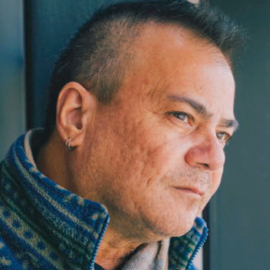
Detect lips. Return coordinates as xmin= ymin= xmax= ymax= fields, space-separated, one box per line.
xmin=173 ymin=186 xmax=206 ymax=197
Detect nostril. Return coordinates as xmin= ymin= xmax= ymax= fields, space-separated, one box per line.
xmin=202 ymin=163 xmax=209 ymax=168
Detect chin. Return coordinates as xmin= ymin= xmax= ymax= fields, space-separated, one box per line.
xmin=142 ymin=208 xmax=198 ymax=239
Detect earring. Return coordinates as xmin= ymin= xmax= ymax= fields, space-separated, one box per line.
xmin=65 ymin=137 xmax=77 ymax=151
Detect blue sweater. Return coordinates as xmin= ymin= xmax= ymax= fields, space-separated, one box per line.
xmin=0 ymin=132 xmax=208 ymax=269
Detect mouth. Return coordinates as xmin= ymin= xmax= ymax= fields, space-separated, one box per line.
xmin=172 ymin=186 xmax=206 ymax=197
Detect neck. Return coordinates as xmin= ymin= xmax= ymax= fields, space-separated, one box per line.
xmin=36 ymin=132 xmax=73 ymax=191
xmin=95 ymin=227 xmax=143 ymax=270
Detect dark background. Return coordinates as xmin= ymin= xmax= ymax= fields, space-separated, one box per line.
xmin=207 ymin=1 xmax=270 ymax=269
xmin=1 ymin=0 xmax=269 ymax=269
xmin=0 ymin=1 xmax=25 ymax=157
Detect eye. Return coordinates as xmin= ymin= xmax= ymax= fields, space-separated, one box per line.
xmin=171 ymin=112 xmax=192 ymax=123
xmin=216 ymin=132 xmax=232 ymax=144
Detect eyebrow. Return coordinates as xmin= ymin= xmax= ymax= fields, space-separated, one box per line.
xmin=220 ymin=119 xmax=239 ymax=131
xmin=167 ymin=95 xmax=239 ymax=131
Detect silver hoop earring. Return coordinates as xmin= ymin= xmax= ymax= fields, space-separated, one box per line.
xmin=65 ymin=137 xmax=72 ymax=151
xmin=65 ymin=137 xmax=77 ymax=151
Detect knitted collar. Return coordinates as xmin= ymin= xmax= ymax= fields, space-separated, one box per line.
xmin=0 ymin=129 xmax=208 ymax=270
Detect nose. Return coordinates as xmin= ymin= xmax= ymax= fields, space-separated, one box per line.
xmin=185 ymin=134 xmax=225 ymax=171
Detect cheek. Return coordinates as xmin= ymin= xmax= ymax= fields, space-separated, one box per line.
xmin=134 ymin=135 xmax=191 ymax=188
xmin=107 ymin=129 xmax=179 ymax=186
xmin=97 ymin=107 xmax=188 ymax=185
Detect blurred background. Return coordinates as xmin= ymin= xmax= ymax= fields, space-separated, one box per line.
xmin=1 ymin=0 xmax=269 ymax=269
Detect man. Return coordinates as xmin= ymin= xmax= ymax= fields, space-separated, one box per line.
xmin=0 ymin=1 xmax=244 ymax=269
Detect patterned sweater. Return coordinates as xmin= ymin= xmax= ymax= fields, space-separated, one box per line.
xmin=0 ymin=131 xmax=208 ymax=270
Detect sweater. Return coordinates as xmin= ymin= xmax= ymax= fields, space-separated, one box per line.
xmin=0 ymin=130 xmax=208 ymax=270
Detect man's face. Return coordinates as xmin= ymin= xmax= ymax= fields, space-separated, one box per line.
xmin=80 ymin=25 xmax=236 ymax=240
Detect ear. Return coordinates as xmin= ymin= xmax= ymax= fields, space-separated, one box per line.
xmin=56 ymin=82 xmax=97 ymax=148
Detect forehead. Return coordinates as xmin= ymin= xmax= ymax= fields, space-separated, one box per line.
xmin=120 ymin=24 xmax=235 ymax=118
